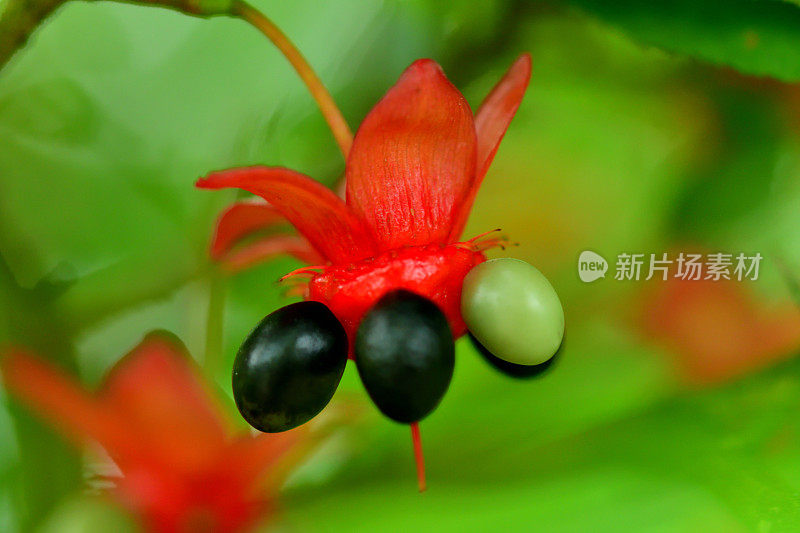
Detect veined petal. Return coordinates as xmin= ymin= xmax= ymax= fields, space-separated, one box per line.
xmin=450 ymin=54 xmax=531 ymax=240
xmin=198 ymin=167 xmax=376 ymax=263
xmin=210 ymin=200 xmax=288 ymax=260
xmin=0 ymin=349 xmax=148 ymax=467
xmin=346 ymin=59 xmax=477 ymax=250
xmin=100 ymin=333 xmax=230 ymax=471
xmin=220 ymin=235 xmax=323 ymax=273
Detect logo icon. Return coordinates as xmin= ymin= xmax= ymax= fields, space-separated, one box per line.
xmin=578 ymin=251 xmax=608 ymax=283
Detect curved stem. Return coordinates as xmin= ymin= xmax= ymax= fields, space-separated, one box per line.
xmin=232 ymin=0 xmax=353 ymax=159
xmin=0 ymin=0 xmax=66 ymax=71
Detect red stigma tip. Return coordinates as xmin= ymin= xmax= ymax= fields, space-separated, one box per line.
xmin=410 ymin=422 xmax=426 ymax=492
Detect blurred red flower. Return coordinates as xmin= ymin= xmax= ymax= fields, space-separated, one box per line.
xmin=1 ymin=333 xmax=304 ymax=533
xmin=641 ymin=277 xmax=800 ymax=385
xmin=197 ymin=55 xmax=531 ymax=349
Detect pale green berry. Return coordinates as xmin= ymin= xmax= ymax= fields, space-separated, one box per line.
xmin=461 ymin=258 xmax=564 ymax=366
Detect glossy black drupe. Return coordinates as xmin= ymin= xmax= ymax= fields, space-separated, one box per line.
xmin=233 ymin=301 xmax=348 ymax=432
xmin=469 ymin=332 xmax=561 ymax=378
xmin=355 ymin=290 xmax=455 ymax=424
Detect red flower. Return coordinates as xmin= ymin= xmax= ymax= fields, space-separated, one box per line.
xmin=197 ymin=54 xmax=532 ymax=349
xmin=1 ymin=333 xmax=303 ymax=533
xmin=641 ymin=276 xmax=800 ymax=385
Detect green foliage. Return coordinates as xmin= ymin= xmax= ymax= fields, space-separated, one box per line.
xmin=37 ymin=496 xmax=139 ymax=533
xmin=0 ymin=257 xmax=82 ymax=531
xmin=567 ymin=0 xmax=800 ymax=81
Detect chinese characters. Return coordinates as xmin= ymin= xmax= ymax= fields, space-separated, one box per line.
xmin=613 ymin=252 xmax=761 ymax=281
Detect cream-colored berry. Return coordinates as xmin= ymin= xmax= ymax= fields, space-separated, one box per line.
xmin=461 ymin=258 xmax=564 ymax=366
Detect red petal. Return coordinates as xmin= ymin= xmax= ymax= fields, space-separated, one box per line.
xmin=220 ymin=235 xmax=324 ymax=273
xmin=198 ymin=167 xmax=376 ymax=264
xmin=449 ymin=54 xmax=531 ymax=240
xmin=345 ymin=59 xmax=477 ymax=250
xmin=0 ymin=349 xmax=148 ymax=466
xmin=99 ymin=332 xmax=230 ymax=471
xmin=210 ymin=201 xmax=287 ymax=260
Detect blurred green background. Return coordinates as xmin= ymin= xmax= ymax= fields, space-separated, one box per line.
xmin=2 ymin=0 xmax=800 ymax=531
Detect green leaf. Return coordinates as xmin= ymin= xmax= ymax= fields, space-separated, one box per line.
xmin=567 ymin=0 xmax=800 ymax=81
xmin=0 ymin=256 xmax=82 ymax=531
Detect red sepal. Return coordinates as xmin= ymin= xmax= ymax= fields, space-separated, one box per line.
xmin=0 ymin=348 xmax=154 ymax=469
xmin=197 ymin=167 xmax=376 ymax=264
xmin=221 ymin=235 xmax=323 ymax=273
xmin=210 ymin=200 xmax=287 ymax=260
xmin=99 ymin=333 xmax=230 ymax=472
xmin=346 ymin=59 xmax=477 ymax=250
xmin=308 ymin=244 xmax=485 ymax=355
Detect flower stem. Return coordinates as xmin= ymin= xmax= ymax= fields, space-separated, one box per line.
xmin=231 ymin=0 xmax=353 ymax=159
xmin=410 ymin=422 xmax=427 ymax=492
xmin=203 ymin=268 xmax=227 ymax=376
xmin=0 ymin=0 xmax=66 ymax=71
